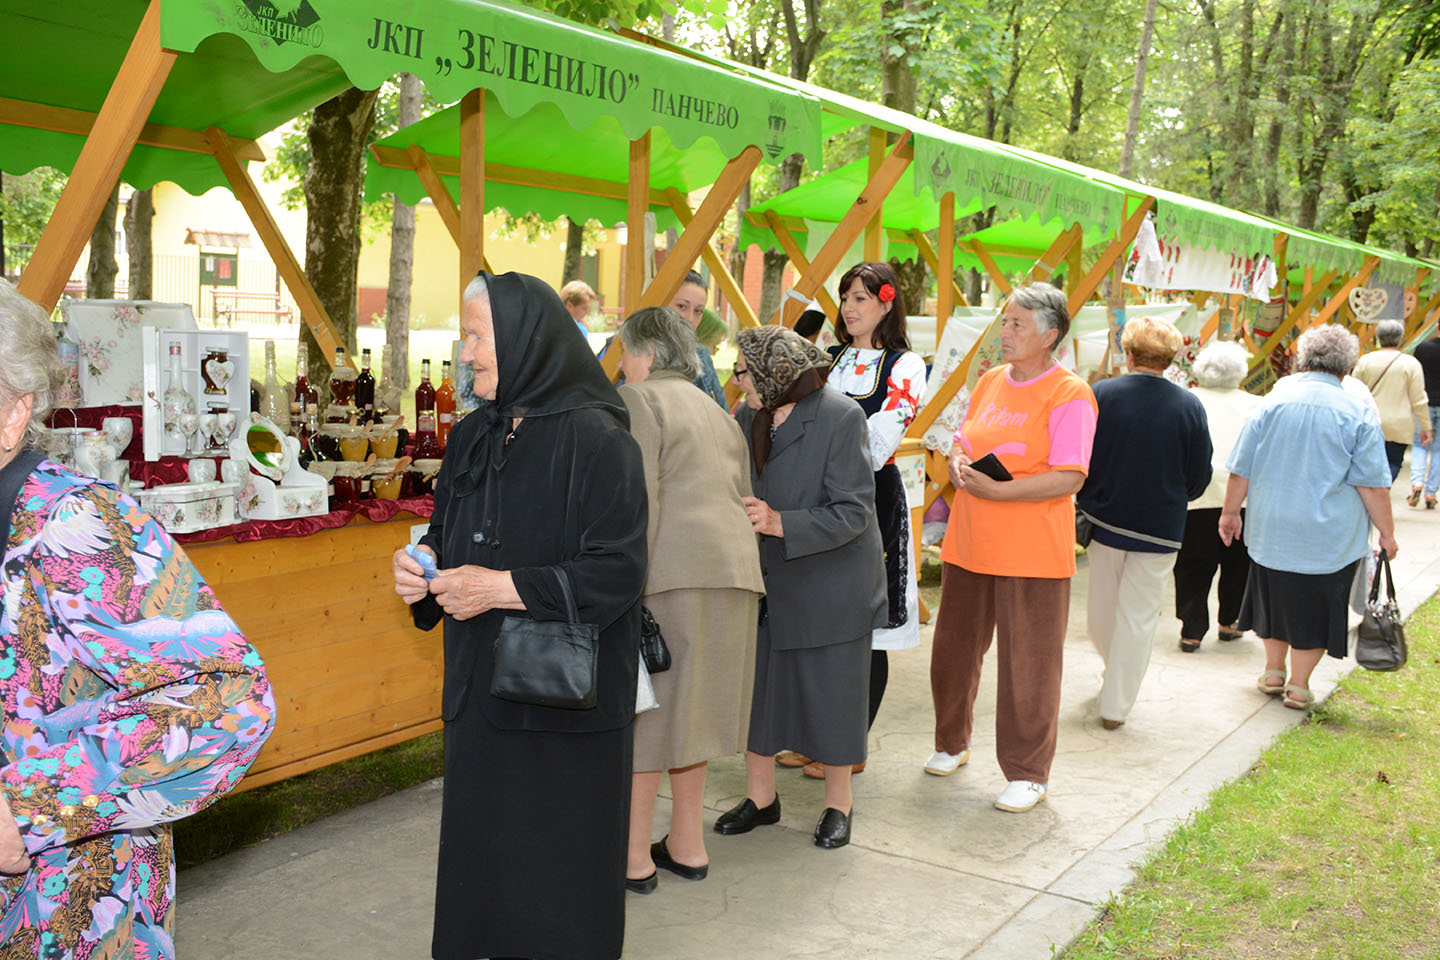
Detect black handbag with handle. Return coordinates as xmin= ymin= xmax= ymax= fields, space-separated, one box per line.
xmin=638 ymin=605 xmax=671 ymax=673
xmin=490 ymin=568 xmax=599 ymax=709
xmin=1356 ymin=554 xmax=1407 ymax=672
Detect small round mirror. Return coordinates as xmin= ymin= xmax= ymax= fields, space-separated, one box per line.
xmin=247 ymin=424 xmax=286 ymax=468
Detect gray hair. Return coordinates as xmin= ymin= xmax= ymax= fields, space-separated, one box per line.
xmin=620 ymin=307 xmax=702 ymax=380
xmin=1295 ymin=324 xmax=1360 ymax=377
xmin=1009 ymin=282 xmax=1070 ymax=349
xmin=1192 ymin=340 xmax=1250 ymax=389
xmin=462 ymin=273 xmax=489 ymax=306
xmin=0 ymin=280 xmax=59 ymax=449
xmin=1375 ymin=319 xmax=1404 ymax=348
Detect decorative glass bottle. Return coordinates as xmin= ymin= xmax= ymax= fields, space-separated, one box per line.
xmin=330 ymin=346 xmax=357 ymax=405
xmin=412 ymin=359 xmax=443 ymax=459
xmin=162 ymin=342 xmax=196 ymax=445
xmin=259 ymin=340 xmax=291 ymax=433
xmin=377 ymin=343 xmax=404 ymax=420
xmin=55 ymin=326 xmax=83 ymax=407
xmin=436 ymin=360 xmax=456 ymax=450
xmin=354 ymin=348 xmax=376 ymax=423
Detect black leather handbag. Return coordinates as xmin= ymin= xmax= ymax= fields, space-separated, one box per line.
xmin=490 ymin=568 xmax=599 ymax=709
xmin=639 ymin=605 xmax=671 ymax=673
xmin=1356 ymin=554 xmax=1407 ymax=672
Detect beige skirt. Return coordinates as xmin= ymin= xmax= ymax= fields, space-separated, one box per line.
xmin=633 ymin=587 xmax=760 ymax=771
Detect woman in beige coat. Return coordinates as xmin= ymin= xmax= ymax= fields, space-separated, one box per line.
xmin=617 ymin=307 xmax=765 ymax=893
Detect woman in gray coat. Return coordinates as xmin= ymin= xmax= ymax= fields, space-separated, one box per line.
xmin=714 ymin=325 xmax=887 ymax=850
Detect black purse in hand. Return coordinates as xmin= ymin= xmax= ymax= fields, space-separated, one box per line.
xmin=490 ymin=569 xmax=599 ymax=709
xmin=639 ymin=605 xmax=671 ymax=673
xmin=1356 ymin=554 xmax=1407 ymax=672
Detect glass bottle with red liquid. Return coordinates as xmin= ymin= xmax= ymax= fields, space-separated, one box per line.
xmin=354 ymin=348 xmax=376 ymax=423
xmin=330 ymin=346 xmax=357 ymax=406
xmin=436 ymin=360 xmax=456 ymax=450
xmin=292 ymin=341 xmax=319 ymax=432
xmin=412 ymin=359 xmax=443 ymax=459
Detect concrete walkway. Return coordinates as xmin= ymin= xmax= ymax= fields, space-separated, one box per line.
xmin=176 ymin=482 xmax=1440 ymax=959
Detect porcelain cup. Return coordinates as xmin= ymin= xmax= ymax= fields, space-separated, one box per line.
xmin=187 ymin=459 xmax=217 ymax=483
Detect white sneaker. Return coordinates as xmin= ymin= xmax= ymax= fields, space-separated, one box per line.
xmin=994 ymin=780 xmax=1048 ymax=812
xmin=923 ymin=749 xmax=971 ymax=776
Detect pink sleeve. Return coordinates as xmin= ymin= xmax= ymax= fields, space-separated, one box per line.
xmin=1047 ymin=396 xmax=1096 ymax=470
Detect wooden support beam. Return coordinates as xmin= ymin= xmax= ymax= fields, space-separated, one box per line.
xmin=459 ymin=90 xmax=485 ymax=297
xmin=1065 ymin=237 xmax=1084 ymax=296
xmin=766 ymin=212 xmax=839 ymax=318
xmin=1405 ymin=290 xmax=1440 ymax=343
xmin=639 ymin=147 xmax=761 ymax=311
xmin=904 ymin=311 xmax=999 ymax=443
xmin=667 ymin=191 xmax=759 ymax=330
xmin=1248 ymin=268 xmax=1338 ymax=369
xmin=1271 ymin=233 xmax=1289 ymax=300
xmin=1402 ymin=296 xmax=1440 ymax=352
xmin=1029 ymin=223 xmax=1083 ymax=283
xmin=911 ymin=229 xmax=969 ymax=327
xmin=864 ymin=127 xmax=887 ymax=262
xmin=766 ymin=133 xmax=913 ymax=327
xmin=602 ymin=133 xmax=652 ymax=382
xmin=1309 ymin=257 xmax=1379 ymax=331
xmin=1197 ymin=307 xmax=1221 ymax=345
xmin=370 ymin=143 xmax=669 ymax=207
xmin=936 ymin=193 xmax=957 ymax=340
xmin=1067 ymin=197 xmax=1155 ymax=317
xmin=624 ymin=132 xmax=652 ymax=317
xmin=407 ymin=145 xmax=461 ymax=246
xmin=205 ymin=128 xmax=347 ymax=369
xmin=0 ymin=95 xmax=265 ymax=162
xmin=18 ymin=0 xmax=175 ymax=310
xmin=965 ymin=240 xmax=1013 ymax=297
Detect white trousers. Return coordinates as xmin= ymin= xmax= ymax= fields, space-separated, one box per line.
xmin=1086 ymin=541 xmax=1177 ymax=723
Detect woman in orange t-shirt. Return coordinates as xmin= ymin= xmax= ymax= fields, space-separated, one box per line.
xmin=926 ymin=282 xmax=1097 ymax=814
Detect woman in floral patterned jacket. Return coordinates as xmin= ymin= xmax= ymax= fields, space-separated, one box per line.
xmin=0 ymin=279 xmax=275 ymax=959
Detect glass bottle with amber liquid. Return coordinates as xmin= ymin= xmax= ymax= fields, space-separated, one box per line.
xmin=436 ymin=360 xmax=456 ymax=450
xmin=413 ymin=359 xmax=443 ymax=459
xmin=354 ymin=348 xmax=376 ymax=423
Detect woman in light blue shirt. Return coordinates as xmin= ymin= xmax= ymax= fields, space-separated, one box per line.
xmin=1220 ymin=325 xmax=1397 ymax=710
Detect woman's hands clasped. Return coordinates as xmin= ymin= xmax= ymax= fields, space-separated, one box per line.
xmin=949 ymin=449 xmax=1004 ymax=500
xmin=393 ymin=546 xmax=523 ymax=621
xmin=742 ymin=496 xmax=784 ymax=537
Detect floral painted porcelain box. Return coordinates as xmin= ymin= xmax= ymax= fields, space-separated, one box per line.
xmin=59 ymin=300 xmax=198 ymax=407
xmin=135 ymin=480 xmax=241 ymax=535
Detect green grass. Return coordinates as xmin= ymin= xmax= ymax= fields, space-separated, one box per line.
xmin=1062 ymin=595 xmax=1440 ymax=960
xmin=174 ymin=731 xmax=443 ymax=870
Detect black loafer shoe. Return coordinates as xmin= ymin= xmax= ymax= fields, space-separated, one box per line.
xmin=813 ymin=807 xmax=851 ymax=849
xmin=713 ymin=795 xmax=781 ymax=835
xmin=625 ymin=871 xmax=658 ymax=894
xmin=651 ymin=836 xmax=708 ymax=880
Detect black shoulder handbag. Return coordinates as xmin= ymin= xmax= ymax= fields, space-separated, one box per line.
xmin=639 ymin=605 xmax=670 ymax=673
xmin=490 ymin=568 xmax=599 ymax=709
xmin=1356 ymin=554 xmax=1407 ymax=672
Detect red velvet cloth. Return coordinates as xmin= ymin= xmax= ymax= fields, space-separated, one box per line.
xmin=45 ymin=404 xmax=195 ymax=486
xmin=172 ymin=496 xmax=434 ymax=545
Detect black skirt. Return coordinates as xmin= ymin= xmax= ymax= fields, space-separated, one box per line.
xmin=432 ymin=693 xmax=633 ymax=960
xmin=1237 ymin=559 xmax=1361 ymax=658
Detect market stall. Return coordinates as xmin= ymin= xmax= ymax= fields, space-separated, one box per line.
xmin=2 ymin=0 xmax=819 ymax=787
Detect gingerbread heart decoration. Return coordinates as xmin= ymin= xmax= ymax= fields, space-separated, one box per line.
xmin=1406 ymin=290 xmax=1418 ymax=317
xmin=1348 ymin=286 xmax=1387 ymax=323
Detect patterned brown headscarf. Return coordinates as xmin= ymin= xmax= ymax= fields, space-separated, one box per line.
xmin=737 ymin=325 xmax=832 ymax=472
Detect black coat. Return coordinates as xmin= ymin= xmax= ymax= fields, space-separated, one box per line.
xmin=413 ymin=405 xmax=648 ymax=730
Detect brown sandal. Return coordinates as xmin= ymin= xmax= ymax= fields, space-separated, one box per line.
xmin=1256 ymin=669 xmax=1286 ymax=695
xmin=1282 ymin=683 xmax=1314 ymax=709
xmin=775 ymin=751 xmax=811 ymax=768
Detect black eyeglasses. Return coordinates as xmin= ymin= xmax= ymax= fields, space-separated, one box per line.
xmin=733 ymin=366 xmax=750 ymax=380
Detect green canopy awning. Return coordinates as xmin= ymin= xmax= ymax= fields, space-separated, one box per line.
xmin=0 ymin=0 xmax=819 ymax=196
xmin=365 ymin=87 xmax=785 ymax=231
xmin=0 ymin=2 xmax=351 ymax=194
xmin=162 ymin=0 xmax=821 ymax=166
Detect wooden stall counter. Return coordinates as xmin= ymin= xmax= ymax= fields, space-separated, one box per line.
xmin=181 ymin=502 xmax=439 ymax=791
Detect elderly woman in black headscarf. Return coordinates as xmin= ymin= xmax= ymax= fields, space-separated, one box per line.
xmin=714 ymin=326 xmax=886 ymax=851
xmin=392 ymin=272 xmax=648 ymax=960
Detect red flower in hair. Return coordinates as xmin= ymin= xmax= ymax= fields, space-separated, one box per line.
xmin=878 ymin=283 xmax=896 ymax=303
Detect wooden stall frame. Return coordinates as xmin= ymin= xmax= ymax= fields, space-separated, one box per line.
xmin=864 ymin=126 xmax=887 ymax=262
xmin=935 ymin=193 xmax=958 ymax=340
xmin=459 ymin=89 xmax=486 ymax=296
xmin=1245 ymin=269 xmax=1339 ymax=372
xmin=667 ymin=189 xmax=758 ymax=329
xmin=17 ymin=0 xmax=175 ymax=311
xmin=765 ymin=212 xmax=841 ymax=319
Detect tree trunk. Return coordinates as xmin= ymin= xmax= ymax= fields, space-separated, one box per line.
xmin=123 ymin=187 xmax=154 ymax=300
xmin=385 ymin=74 xmax=422 ymax=395
xmin=302 ymin=87 xmax=380 ymax=396
xmin=1118 ymin=0 xmax=1158 ymax=178
xmin=562 ymin=217 xmax=584 ymax=285
xmin=1229 ymin=0 xmax=1256 ymax=208
xmin=881 ymin=1 xmax=927 ymax=299
xmin=759 ymin=0 xmax=824 ymax=316
xmin=86 ymin=185 xmax=119 ymax=299
xmin=1262 ymin=7 xmax=1293 ymax=217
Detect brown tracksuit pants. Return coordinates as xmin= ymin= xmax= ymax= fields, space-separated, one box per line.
xmin=930 ymin=563 xmax=1070 ymax=783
